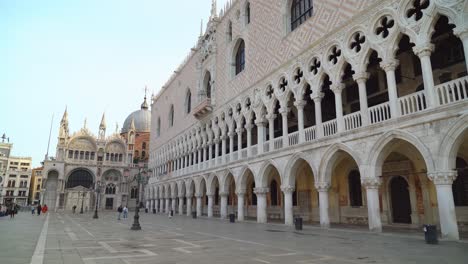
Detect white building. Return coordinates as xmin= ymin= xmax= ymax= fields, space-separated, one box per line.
xmin=0 ymin=138 xmax=32 ymax=207
xmin=42 ymin=99 xmax=151 ymax=212
xmin=147 ymin=0 xmax=468 ymax=240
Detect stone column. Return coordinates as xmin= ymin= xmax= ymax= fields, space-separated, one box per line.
xmin=197 ymin=148 xmax=202 ymax=170
xmin=414 ymin=44 xmax=436 ymax=108
xmin=279 ymin=107 xmax=289 ymax=147
xmin=362 ymin=177 xmax=382 ymax=232
xmin=207 ymin=194 xmax=214 ymax=217
xmin=165 ymin=198 xmax=170 ymax=214
xmin=171 ymin=197 xmax=176 ymax=213
xmin=267 ymin=114 xmax=275 ymax=150
xmin=208 ymin=142 xmax=213 ymax=166
xmin=332 ymin=84 xmax=345 ymax=132
xmin=315 ymin=182 xmax=330 ymax=228
xmin=254 ymin=187 xmax=269 ymax=223
xmin=221 ymin=136 xmax=227 ymax=163
xmin=146 ymin=200 xmax=150 ymax=211
xmin=282 ymin=186 xmax=295 ymax=226
xmin=159 ymin=198 xmax=164 ymax=213
xmin=178 ymin=196 xmax=184 ymax=215
xmin=294 ymin=100 xmax=306 ymax=143
xmin=353 ymin=72 xmax=370 ymax=126
xmin=246 ymin=124 xmax=253 ymax=157
xmin=429 ymin=171 xmax=459 ymax=240
xmin=203 ymin=145 xmax=207 ymax=164
xmin=188 ymin=152 xmax=193 ymax=168
xmin=236 ymin=127 xmax=243 ymax=156
xmin=236 ymin=189 xmax=246 ymax=221
xmin=256 ymin=120 xmax=266 ymax=154
xmin=196 ymin=194 xmax=202 ymax=217
xmin=214 ymin=139 xmax=220 ymax=165
xmin=312 ymin=94 xmax=323 ymax=138
xmin=456 ymin=31 xmax=468 ymax=71
xmin=186 ymin=193 xmax=193 ymax=216
xmin=220 ymin=192 xmax=228 ymax=219
xmin=150 ymin=200 xmax=154 ymax=212
xmin=155 ymin=198 xmax=159 ymax=213
xmin=229 ymin=132 xmax=235 ymax=161
xmin=380 ymin=59 xmax=400 ymax=118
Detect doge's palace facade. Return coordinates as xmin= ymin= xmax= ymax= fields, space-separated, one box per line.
xmin=147 ymin=0 xmax=468 ymax=240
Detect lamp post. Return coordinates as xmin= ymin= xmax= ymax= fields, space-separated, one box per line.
xmin=80 ymin=191 xmax=85 ymax=214
xmin=93 ymin=181 xmax=104 ymax=219
xmin=128 ymin=163 xmax=151 ymax=231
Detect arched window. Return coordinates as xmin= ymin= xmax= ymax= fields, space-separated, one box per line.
xmin=227 ymin=21 xmax=233 ymax=42
xmin=130 ymin=186 xmax=138 ymax=199
xmin=270 ymin=180 xmax=278 ymax=206
xmin=235 ymin=39 xmax=245 ymax=75
xmin=245 ymin=2 xmax=251 ymax=24
xmin=142 ymin=142 xmax=146 ymax=149
xmin=185 ymin=89 xmax=192 ymax=114
xmin=204 ymin=72 xmax=212 ymax=98
xmin=169 ymin=105 xmax=174 ymax=127
xmin=291 ymin=0 xmax=313 ymax=31
xmin=156 ymin=118 xmax=161 ymax=137
xmin=105 ymin=184 xmax=116 ymax=195
xmin=66 ymin=170 xmax=93 ymax=189
xmin=453 ymin=157 xmax=468 ymax=206
xmin=348 ymin=170 xmax=363 ymax=206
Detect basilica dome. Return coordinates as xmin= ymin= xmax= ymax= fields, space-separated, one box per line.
xmin=121 ymin=97 xmax=151 ymax=133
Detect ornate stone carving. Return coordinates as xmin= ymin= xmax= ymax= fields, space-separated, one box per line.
xmin=361 ymin=177 xmax=382 ymax=189
xmin=281 ymin=186 xmax=295 ymax=193
xmin=315 ymin=182 xmax=331 ymax=192
xmin=254 ymin=187 xmax=269 ymax=195
xmin=428 ymin=171 xmax=458 ymax=185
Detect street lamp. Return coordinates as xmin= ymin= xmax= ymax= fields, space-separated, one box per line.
xmin=80 ymin=191 xmax=86 ymax=214
xmin=127 ymin=163 xmax=151 ymax=231
xmin=93 ymin=181 xmax=104 ymax=219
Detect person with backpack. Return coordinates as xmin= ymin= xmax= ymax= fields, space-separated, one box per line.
xmin=37 ymin=204 xmax=42 ymax=216
xmin=117 ymin=205 xmax=123 ymax=220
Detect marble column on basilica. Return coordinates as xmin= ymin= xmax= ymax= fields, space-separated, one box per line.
xmin=362 ymin=177 xmax=382 ymax=232
xmin=429 ymin=171 xmax=460 ymax=240
xmin=254 ymin=187 xmax=269 ymax=224
xmin=316 ymin=182 xmax=330 ymax=228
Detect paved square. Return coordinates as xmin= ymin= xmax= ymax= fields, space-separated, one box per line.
xmin=1 ymin=211 xmax=467 ymax=264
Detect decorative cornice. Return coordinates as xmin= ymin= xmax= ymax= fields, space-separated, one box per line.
xmin=254 ymin=187 xmax=269 ymax=194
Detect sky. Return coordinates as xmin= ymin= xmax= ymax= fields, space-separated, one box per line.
xmin=0 ymin=0 xmax=228 ymax=167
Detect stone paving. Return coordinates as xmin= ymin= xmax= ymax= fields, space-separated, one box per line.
xmin=1 ymin=211 xmax=468 ymax=264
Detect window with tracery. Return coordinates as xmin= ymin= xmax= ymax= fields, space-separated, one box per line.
xmin=130 ymin=186 xmax=138 ymax=199
xmin=105 ymin=184 xmax=116 ymax=195
xmin=291 ymin=0 xmax=313 ymax=31
xmin=186 ymin=89 xmax=192 ymax=114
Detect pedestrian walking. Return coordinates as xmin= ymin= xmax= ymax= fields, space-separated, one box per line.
xmin=31 ymin=205 xmax=35 ymax=214
xmin=42 ymin=204 xmax=48 ymax=214
xmin=72 ymin=205 xmax=77 ymax=214
xmin=123 ymin=206 xmax=128 ymax=219
xmin=117 ymin=205 xmax=123 ymax=220
xmin=37 ymin=204 xmax=42 ymax=216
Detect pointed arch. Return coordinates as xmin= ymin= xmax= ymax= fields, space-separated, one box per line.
xmin=283 ymin=152 xmax=318 ymax=187
xmin=438 ymin=114 xmax=468 ymax=171
xmin=318 ymin=143 xmax=362 ymax=183
xmin=258 ymin=159 xmax=282 ymax=187
xmin=368 ymin=130 xmax=435 ymax=178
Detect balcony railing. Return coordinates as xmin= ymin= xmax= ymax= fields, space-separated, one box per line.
xmin=154 ymin=76 xmax=468 ymax=179
xmin=193 ymin=98 xmax=213 ymax=119
xmin=369 ymin=102 xmax=391 ymax=124
xmin=399 ymin=90 xmax=427 ymax=116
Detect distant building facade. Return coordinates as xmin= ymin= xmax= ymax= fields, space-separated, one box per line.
xmin=42 ymin=97 xmax=151 ymax=212
xmin=1 ymin=155 xmax=32 ymax=207
xmin=29 ymin=167 xmax=43 ymax=205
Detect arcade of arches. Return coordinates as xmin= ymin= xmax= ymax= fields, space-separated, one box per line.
xmin=149 ymin=124 xmax=468 ymax=241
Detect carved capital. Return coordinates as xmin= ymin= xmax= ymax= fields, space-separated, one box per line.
xmin=244 ymin=124 xmax=254 ymax=131
xmin=236 ymin=188 xmax=246 ymax=196
xmin=219 ymin=191 xmax=229 ymax=197
xmin=331 ymin=83 xmax=345 ymax=94
xmin=281 ymin=186 xmax=295 ymax=194
xmin=279 ymin=107 xmax=290 ymax=115
xmin=186 ymin=192 xmax=194 ymax=198
xmin=413 ymin=44 xmax=434 ymax=58
xmin=353 ymin=72 xmax=370 ymax=83
xmin=254 ymin=187 xmax=269 ymax=195
xmin=236 ymin=128 xmax=244 ymax=134
xmin=428 ymin=171 xmax=457 ymax=185
xmin=315 ymin=182 xmax=330 ymax=192
xmin=361 ymin=177 xmax=381 ymax=189
xmin=380 ymin=59 xmax=399 ymax=72
xmin=293 ymin=100 xmax=306 ymax=109
xmin=195 ymin=193 xmax=203 ymax=198
xmin=311 ymin=92 xmax=324 ymax=103
xmin=266 ymin=114 xmax=277 ymax=121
